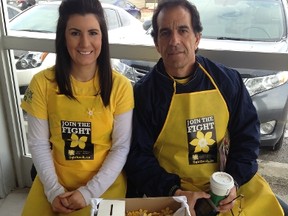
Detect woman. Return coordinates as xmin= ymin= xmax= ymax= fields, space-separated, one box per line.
xmin=21 ymin=0 xmax=134 ymax=215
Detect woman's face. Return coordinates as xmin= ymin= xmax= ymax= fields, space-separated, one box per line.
xmin=65 ymin=14 xmax=102 ymax=69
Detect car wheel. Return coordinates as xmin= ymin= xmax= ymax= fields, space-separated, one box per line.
xmin=272 ymin=132 xmax=284 ymax=151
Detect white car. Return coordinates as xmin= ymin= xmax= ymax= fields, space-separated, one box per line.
xmin=8 ymin=1 xmax=145 ymax=94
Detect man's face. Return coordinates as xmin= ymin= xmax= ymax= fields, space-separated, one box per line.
xmin=155 ymin=6 xmax=201 ymax=77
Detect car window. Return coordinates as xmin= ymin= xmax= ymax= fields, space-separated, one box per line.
xmin=8 ymin=6 xmax=21 ymax=19
xmin=192 ymin=0 xmax=285 ymax=41
xmin=9 ymin=4 xmax=58 ymax=33
xmin=104 ymin=8 xmax=121 ymax=30
xmin=9 ymin=4 xmax=132 ymax=32
xmin=117 ymin=9 xmax=129 ymax=26
xmin=99 ymin=0 xmax=116 ymax=4
xmin=116 ymin=0 xmax=127 ymax=8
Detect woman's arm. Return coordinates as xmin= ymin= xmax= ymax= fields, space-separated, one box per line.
xmin=27 ymin=114 xmax=65 ymax=203
xmin=78 ymin=110 xmax=133 ymax=205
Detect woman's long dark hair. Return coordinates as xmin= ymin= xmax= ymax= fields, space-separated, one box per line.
xmin=55 ymin=0 xmax=112 ymax=106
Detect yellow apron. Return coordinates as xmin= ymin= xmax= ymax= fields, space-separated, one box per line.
xmin=153 ymin=64 xmax=284 ymax=215
xmin=22 ymin=92 xmax=126 ymax=216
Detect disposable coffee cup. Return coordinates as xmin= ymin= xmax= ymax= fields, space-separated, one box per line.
xmin=210 ymin=172 xmax=234 ymax=206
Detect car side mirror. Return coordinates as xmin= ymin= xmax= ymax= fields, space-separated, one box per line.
xmin=143 ymin=19 xmax=152 ymax=31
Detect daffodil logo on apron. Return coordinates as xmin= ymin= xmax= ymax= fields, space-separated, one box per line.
xmin=186 ymin=115 xmax=217 ymax=164
xmin=61 ymin=120 xmax=93 ymax=160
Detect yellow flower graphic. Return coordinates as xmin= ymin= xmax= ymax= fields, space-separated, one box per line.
xmin=190 ymin=131 xmax=215 ymax=153
xmin=87 ymin=108 xmax=95 ymax=118
xmin=68 ymin=150 xmax=75 ymax=156
xmin=70 ymin=133 xmax=87 ymax=149
xmin=192 ymin=154 xmax=199 ymax=160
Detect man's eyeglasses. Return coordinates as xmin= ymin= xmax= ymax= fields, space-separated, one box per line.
xmin=229 ymin=194 xmax=244 ymax=216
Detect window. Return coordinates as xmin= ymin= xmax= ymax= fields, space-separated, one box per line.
xmin=1 ymin=0 xmax=288 ymax=189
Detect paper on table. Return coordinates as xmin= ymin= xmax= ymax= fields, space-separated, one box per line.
xmin=90 ymin=198 xmax=102 ymax=216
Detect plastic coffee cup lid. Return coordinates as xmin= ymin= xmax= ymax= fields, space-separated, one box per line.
xmin=210 ymin=172 xmax=234 ymax=188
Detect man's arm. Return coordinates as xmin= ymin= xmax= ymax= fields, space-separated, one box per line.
xmin=222 ymin=70 xmax=259 ymax=186
xmin=125 ymin=81 xmax=181 ymax=197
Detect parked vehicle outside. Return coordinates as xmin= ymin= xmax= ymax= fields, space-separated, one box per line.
xmin=8 ymin=1 xmax=144 ymax=93
xmin=122 ymin=0 xmax=288 ymax=150
xmin=7 ymin=0 xmax=288 ymax=150
xmin=100 ymin=0 xmax=141 ymax=19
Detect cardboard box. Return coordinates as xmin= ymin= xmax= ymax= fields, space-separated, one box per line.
xmin=125 ymin=197 xmax=182 ymax=213
xmin=92 ymin=196 xmax=190 ymax=216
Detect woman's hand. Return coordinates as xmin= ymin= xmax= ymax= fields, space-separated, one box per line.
xmin=59 ymin=190 xmax=86 ymax=210
xmin=51 ymin=195 xmax=74 ymax=214
xmin=174 ymin=189 xmax=211 ymax=216
xmin=217 ymin=186 xmax=237 ymax=213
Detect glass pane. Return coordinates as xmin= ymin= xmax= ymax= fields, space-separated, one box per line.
xmin=9 ymin=4 xmax=58 ymax=33
xmin=7 ymin=0 xmax=154 ymax=87
xmin=191 ymin=0 xmax=285 ymax=41
xmin=105 ymin=8 xmax=121 ymax=30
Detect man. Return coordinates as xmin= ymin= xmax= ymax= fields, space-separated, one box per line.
xmin=124 ymin=0 xmax=285 ymax=215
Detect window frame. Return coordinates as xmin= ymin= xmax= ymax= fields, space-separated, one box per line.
xmin=1 ymin=1 xmax=288 ymax=191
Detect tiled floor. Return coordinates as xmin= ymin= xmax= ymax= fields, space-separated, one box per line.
xmin=0 ymin=187 xmax=29 ymax=216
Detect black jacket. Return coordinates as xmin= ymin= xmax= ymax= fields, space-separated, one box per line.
xmin=125 ymin=55 xmax=259 ymax=197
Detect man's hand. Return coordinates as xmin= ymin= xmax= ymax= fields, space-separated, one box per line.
xmin=218 ymin=186 xmax=237 ymax=213
xmin=174 ymin=189 xmax=211 ymax=216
